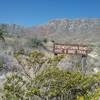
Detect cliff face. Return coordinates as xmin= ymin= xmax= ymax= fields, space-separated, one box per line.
xmin=0 ymin=19 xmax=100 ymax=44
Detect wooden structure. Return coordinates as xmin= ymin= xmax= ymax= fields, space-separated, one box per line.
xmin=53 ymin=43 xmax=92 ymax=56
xmin=53 ymin=42 xmax=92 ymax=74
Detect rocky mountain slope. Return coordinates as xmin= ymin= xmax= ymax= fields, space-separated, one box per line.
xmin=1 ymin=19 xmax=100 ymax=44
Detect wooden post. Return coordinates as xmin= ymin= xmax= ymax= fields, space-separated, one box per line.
xmin=52 ymin=40 xmax=57 ymax=55
xmin=81 ymin=55 xmax=87 ymax=74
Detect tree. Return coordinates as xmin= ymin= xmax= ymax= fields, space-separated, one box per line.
xmin=30 ymin=38 xmax=43 ymax=48
xmin=43 ymin=38 xmax=48 ymax=43
xmin=0 ymin=28 xmax=5 ymax=42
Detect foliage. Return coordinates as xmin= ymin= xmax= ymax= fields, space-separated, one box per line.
xmin=0 ymin=28 xmax=5 ymax=42
xmin=43 ymin=38 xmax=48 ymax=43
xmin=14 ymin=48 xmax=25 ymax=56
xmin=47 ymin=54 xmax=64 ymax=66
xmin=85 ymin=72 xmax=100 ymax=100
xmin=14 ymin=50 xmax=46 ymax=79
xmin=30 ymin=38 xmax=43 ymax=48
xmin=3 ymin=73 xmax=27 ymax=100
xmin=28 ymin=51 xmax=46 ymax=75
xmin=27 ymin=67 xmax=99 ymax=100
xmin=0 ymin=58 xmax=4 ymax=70
xmin=2 ymin=50 xmax=100 ymax=100
xmin=2 ymin=67 xmax=100 ymax=100
xmin=29 ymin=51 xmax=45 ymax=64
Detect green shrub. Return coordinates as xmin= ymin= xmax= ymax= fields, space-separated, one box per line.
xmin=30 ymin=38 xmax=43 ymax=48
xmin=0 ymin=59 xmax=4 ymax=70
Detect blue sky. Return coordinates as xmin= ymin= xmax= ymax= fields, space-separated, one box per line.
xmin=0 ymin=0 xmax=100 ymax=26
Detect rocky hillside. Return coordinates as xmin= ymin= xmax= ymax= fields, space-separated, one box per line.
xmin=0 ymin=19 xmax=100 ymax=74
xmin=0 ymin=19 xmax=100 ymax=100
xmin=0 ymin=19 xmax=100 ymax=44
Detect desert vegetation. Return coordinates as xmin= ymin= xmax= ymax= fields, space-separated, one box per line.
xmin=0 ymin=50 xmax=99 ymax=100
xmin=0 ymin=20 xmax=99 ymax=100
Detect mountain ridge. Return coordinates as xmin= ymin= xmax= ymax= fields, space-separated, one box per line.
xmin=0 ymin=18 xmax=100 ymax=44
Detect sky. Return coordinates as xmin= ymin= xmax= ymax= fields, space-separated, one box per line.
xmin=0 ymin=0 xmax=100 ymax=26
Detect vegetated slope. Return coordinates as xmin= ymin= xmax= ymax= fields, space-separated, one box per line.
xmin=0 ymin=18 xmax=100 ymax=74
xmin=0 ymin=19 xmax=100 ymax=99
